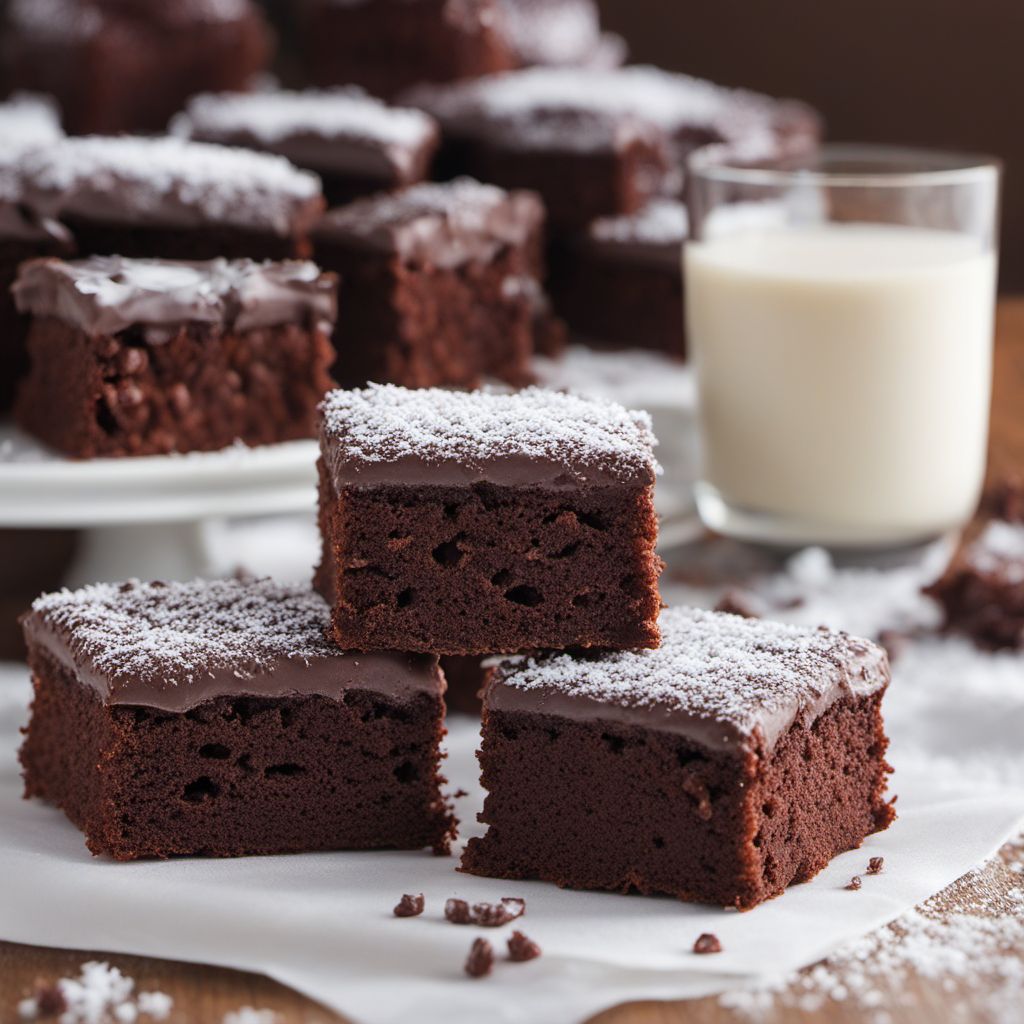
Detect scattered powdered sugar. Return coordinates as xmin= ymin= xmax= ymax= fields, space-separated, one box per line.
xmin=496 ymin=606 xmax=887 ymax=745
xmin=174 ymin=88 xmax=436 ymax=158
xmin=222 ymin=1010 xmax=281 ymax=1024
xmin=30 ymin=578 xmax=338 ymax=684
xmin=968 ymin=521 xmax=1024 ymax=582
xmin=319 ymin=383 xmax=659 ymax=481
xmin=589 ymin=199 xmax=688 ymax=247
xmin=17 ymin=961 xmax=173 ymax=1024
xmin=18 ymin=136 xmax=321 ymax=234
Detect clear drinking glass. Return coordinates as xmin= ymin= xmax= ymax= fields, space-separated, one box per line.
xmin=685 ymin=144 xmax=1001 ymax=548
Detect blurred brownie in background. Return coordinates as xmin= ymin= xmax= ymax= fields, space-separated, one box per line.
xmin=172 ymin=88 xmax=440 ymax=206
xmin=548 ymin=199 xmax=687 ymax=357
xmin=0 ymin=94 xmax=66 ymax=413
xmin=0 ymin=0 xmax=272 ymax=135
xmin=302 ymin=0 xmax=516 ymax=99
xmin=314 ymin=179 xmax=553 ymax=389
xmin=13 ymin=255 xmax=336 ymax=458
xmin=16 ymin=135 xmax=325 ymax=262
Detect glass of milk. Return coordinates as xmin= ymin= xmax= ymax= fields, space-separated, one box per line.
xmin=685 ymin=144 xmax=1001 ymax=548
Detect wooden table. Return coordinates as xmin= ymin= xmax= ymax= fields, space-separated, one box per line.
xmin=4 ymin=301 xmax=1023 ymax=1024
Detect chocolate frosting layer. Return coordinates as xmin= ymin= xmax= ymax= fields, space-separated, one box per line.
xmin=484 ymin=606 xmax=889 ymax=754
xmin=318 ymin=383 xmax=660 ymax=490
xmin=12 ymin=255 xmax=338 ymax=337
xmin=23 ymin=578 xmax=442 ymax=712
xmin=174 ymin=88 xmax=440 ymax=183
xmin=313 ymin=178 xmax=543 ymax=269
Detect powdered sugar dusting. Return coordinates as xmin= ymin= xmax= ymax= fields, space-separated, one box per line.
xmin=496 ymin=0 xmax=602 ymax=66
xmin=18 ymin=136 xmax=321 ymax=234
xmin=969 ymin=521 xmax=1024 ymax=583
xmin=320 ymin=383 xmax=658 ymax=482
xmin=590 ymin=199 xmax=687 ymax=247
xmin=30 ymin=578 xmax=337 ymax=685
xmin=495 ymin=606 xmax=888 ymax=744
xmin=0 ymin=94 xmax=63 ymax=161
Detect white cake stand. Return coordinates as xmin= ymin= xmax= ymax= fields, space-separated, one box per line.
xmin=0 ymin=425 xmax=318 ymax=586
xmin=0 ymin=348 xmax=700 ymax=586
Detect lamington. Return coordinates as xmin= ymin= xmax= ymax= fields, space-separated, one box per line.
xmin=0 ymin=94 xmax=66 ymax=412
xmin=1 ymin=0 xmax=272 ymax=135
xmin=302 ymin=0 xmax=516 ymax=99
xmin=20 ymin=578 xmax=455 ymax=859
xmin=548 ymin=199 xmax=687 ymax=358
xmin=172 ymin=88 xmax=441 ymax=206
xmin=313 ymin=179 xmax=554 ymax=388
xmin=13 ymin=256 xmax=336 ymax=458
xmin=462 ymin=607 xmax=896 ymax=909
xmin=16 ymin=135 xmax=325 ymax=262
xmin=404 ymin=66 xmax=821 ymax=223
xmin=315 ymin=384 xmax=662 ymax=655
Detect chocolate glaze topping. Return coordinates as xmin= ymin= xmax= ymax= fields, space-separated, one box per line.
xmin=319 ymin=383 xmax=659 ymax=490
xmin=173 ymin=88 xmax=440 ymax=183
xmin=313 ymin=178 xmax=543 ymax=269
xmin=484 ymin=606 xmax=889 ymax=753
xmin=23 ymin=578 xmax=442 ymax=712
xmin=12 ymin=255 xmax=338 ymax=338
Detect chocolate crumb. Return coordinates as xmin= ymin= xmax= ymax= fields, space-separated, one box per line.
xmin=453 ymin=788 xmax=469 ymax=799
xmin=393 ymin=893 xmax=425 ymax=917
xmin=507 ymin=930 xmax=542 ymax=962
xmin=34 ymin=983 xmax=67 ymax=1017
xmin=473 ymin=897 xmax=526 ymax=927
xmin=846 ymin=875 xmax=863 ymax=891
xmin=693 ymin=933 xmax=722 ymax=954
xmin=867 ymin=856 xmax=885 ymax=875
xmin=445 ymin=898 xmax=473 ymax=924
xmin=714 ymin=590 xmax=761 ymax=619
xmin=465 ymin=938 xmax=495 ymax=978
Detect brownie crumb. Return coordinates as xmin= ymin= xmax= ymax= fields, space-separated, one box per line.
xmin=507 ymin=931 xmax=542 ymax=962
xmin=445 ymin=898 xmax=473 ymax=924
xmin=714 ymin=590 xmax=761 ymax=620
xmin=867 ymin=856 xmax=885 ymax=875
xmin=846 ymin=875 xmax=863 ymax=891
xmin=693 ymin=933 xmax=722 ymax=955
xmin=393 ymin=893 xmax=425 ymax=917
xmin=34 ymin=984 xmax=67 ymax=1017
xmin=453 ymin=788 xmax=469 ymax=799
xmin=465 ymin=938 xmax=495 ymax=978
xmin=473 ymin=897 xmax=526 ymax=927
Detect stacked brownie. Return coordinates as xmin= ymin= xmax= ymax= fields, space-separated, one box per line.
xmin=1 ymin=0 xmax=272 ymax=134
xmin=172 ymin=88 xmax=441 ymax=206
xmin=313 ymin=179 xmax=558 ymax=388
xmin=20 ymin=578 xmax=455 ymax=858
xmin=0 ymin=94 xmax=66 ymax=412
xmin=12 ymin=255 xmax=337 ymax=458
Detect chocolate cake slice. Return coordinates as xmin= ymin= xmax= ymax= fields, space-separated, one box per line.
xmin=2 ymin=0 xmax=272 ymax=135
xmin=13 ymin=255 xmax=336 ymax=458
xmin=16 ymin=135 xmax=324 ymax=262
xmin=462 ymin=607 xmax=895 ymax=909
xmin=313 ymin=179 xmax=553 ymax=388
xmin=20 ymin=578 xmax=455 ymax=860
xmin=315 ymin=383 xmax=662 ymax=655
xmin=173 ymin=88 xmax=440 ymax=206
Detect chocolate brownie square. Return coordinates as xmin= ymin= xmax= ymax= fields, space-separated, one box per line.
xmin=302 ymin=0 xmax=516 ymax=99
xmin=925 ymin=518 xmax=1024 ymax=649
xmin=462 ymin=607 xmax=896 ymax=909
xmin=1 ymin=0 xmax=272 ymax=135
xmin=20 ymin=578 xmax=455 ymax=859
xmin=313 ymin=179 xmax=552 ymax=388
xmin=549 ymin=199 xmax=687 ymax=358
xmin=0 ymin=94 xmax=66 ymax=412
xmin=173 ymin=88 xmax=441 ymax=206
xmin=315 ymin=384 xmax=662 ymax=655
xmin=13 ymin=255 xmax=336 ymax=458
xmin=16 ymin=136 xmax=325 ymax=262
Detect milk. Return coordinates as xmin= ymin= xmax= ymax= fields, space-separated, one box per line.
xmin=685 ymin=223 xmax=996 ymax=545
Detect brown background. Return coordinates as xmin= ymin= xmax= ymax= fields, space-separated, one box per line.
xmin=597 ymin=0 xmax=1024 ymax=290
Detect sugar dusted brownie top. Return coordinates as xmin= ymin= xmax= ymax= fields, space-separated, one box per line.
xmin=486 ymin=606 xmax=889 ymax=752
xmin=16 ymin=135 xmax=324 ymax=236
xmin=319 ymin=383 xmax=659 ymax=488
xmin=313 ymin=177 xmax=543 ymax=267
xmin=174 ymin=88 xmax=439 ymax=181
xmin=0 ymin=94 xmax=63 ymax=239
xmin=586 ymin=199 xmax=688 ymax=267
xmin=13 ymin=255 xmax=337 ymax=336
xmin=23 ymin=578 xmax=441 ymax=711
